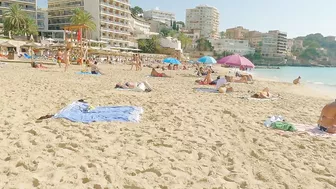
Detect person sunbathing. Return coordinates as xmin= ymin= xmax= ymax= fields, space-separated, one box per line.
xmin=293 ymin=76 xmax=301 ymax=84
xmin=115 ymin=81 xmax=152 ymax=92
xmin=31 ymin=62 xmax=47 ymax=69
xmin=251 ymin=87 xmax=272 ymax=99
xmin=196 ymin=70 xmax=213 ymax=85
xmin=151 ymin=68 xmax=168 ymax=77
xmin=317 ymin=100 xmax=336 ymax=133
xmin=225 ymin=75 xmax=248 ymax=83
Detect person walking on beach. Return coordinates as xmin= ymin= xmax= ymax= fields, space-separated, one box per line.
xmin=293 ymin=76 xmax=301 ymax=84
xmin=56 ymin=49 xmax=63 ymax=68
xmin=63 ymin=48 xmax=70 ymax=72
xmin=318 ymin=100 xmax=336 ymax=133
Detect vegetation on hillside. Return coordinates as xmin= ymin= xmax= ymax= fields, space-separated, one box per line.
xmin=296 ymin=33 xmax=336 ymax=63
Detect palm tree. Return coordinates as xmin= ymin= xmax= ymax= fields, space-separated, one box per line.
xmin=70 ymin=8 xmax=96 ymax=31
xmin=3 ymin=4 xmax=27 ymax=36
xmin=25 ymin=18 xmax=38 ymax=36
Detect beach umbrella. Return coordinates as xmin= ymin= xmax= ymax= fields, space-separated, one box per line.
xmin=0 ymin=41 xmax=16 ymax=48
xmin=217 ymin=54 xmax=255 ymax=68
xmin=198 ymin=56 xmax=217 ymax=64
xmin=163 ymin=57 xmax=181 ymax=65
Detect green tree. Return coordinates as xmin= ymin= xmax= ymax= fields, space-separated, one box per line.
xmin=196 ymin=38 xmax=213 ymax=51
xmin=172 ymin=21 xmax=177 ymax=30
xmin=137 ymin=35 xmax=161 ymax=53
xmin=176 ymin=21 xmax=185 ymax=28
xmin=71 ymin=8 xmax=96 ymax=31
xmin=3 ymin=4 xmax=28 ymax=36
xmin=220 ymin=31 xmax=226 ymax=39
xmin=25 ymin=18 xmax=38 ymax=36
xmin=131 ymin=6 xmax=143 ymax=16
xmin=178 ymin=33 xmax=192 ymax=50
xmin=300 ymin=48 xmax=321 ymax=60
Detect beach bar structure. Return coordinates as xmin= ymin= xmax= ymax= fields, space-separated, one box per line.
xmin=63 ymin=24 xmax=90 ymax=65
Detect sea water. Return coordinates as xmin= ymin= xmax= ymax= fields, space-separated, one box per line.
xmin=253 ymin=67 xmax=336 ymax=97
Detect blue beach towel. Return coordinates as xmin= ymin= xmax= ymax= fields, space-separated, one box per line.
xmin=54 ymin=101 xmax=143 ymax=123
xmin=76 ymin=71 xmax=101 ymax=75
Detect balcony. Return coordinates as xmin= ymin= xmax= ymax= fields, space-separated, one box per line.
xmin=100 ymin=36 xmax=130 ymax=43
xmin=101 ymin=19 xmax=129 ymax=27
xmin=101 ymin=10 xmax=129 ymax=20
xmin=11 ymin=0 xmax=36 ymax=4
xmin=100 ymin=2 xmax=130 ymax=13
xmin=101 ymin=27 xmax=130 ymax=35
xmin=114 ymin=0 xmax=130 ymax=5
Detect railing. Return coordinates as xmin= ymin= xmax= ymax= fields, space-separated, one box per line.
xmin=101 ymin=10 xmax=129 ymax=19
xmin=100 ymin=2 xmax=130 ymax=12
xmin=101 ymin=19 xmax=129 ymax=27
xmin=101 ymin=28 xmax=130 ymax=34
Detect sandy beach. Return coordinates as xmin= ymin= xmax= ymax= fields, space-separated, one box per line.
xmin=0 ymin=63 xmax=335 ymax=189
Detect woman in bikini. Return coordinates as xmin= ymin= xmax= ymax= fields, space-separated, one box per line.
xmin=151 ymin=68 xmax=168 ymax=77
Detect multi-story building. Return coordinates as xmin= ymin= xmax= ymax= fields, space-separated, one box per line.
xmin=37 ymin=8 xmax=48 ymax=31
xmin=225 ymin=26 xmax=249 ymax=40
xmin=185 ymin=5 xmax=219 ymax=39
xmin=261 ymin=30 xmax=287 ymax=57
xmin=0 ymin=0 xmax=37 ymax=32
xmin=209 ymin=38 xmax=255 ymax=56
xmin=143 ymin=8 xmax=175 ymax=27
xmin=130 ymin=14 xmax=152 ymax=39
xmin=246 ymin=30 xmax=263 ymax=49
xmin=48 ymin=0 xmax=132 ymax=48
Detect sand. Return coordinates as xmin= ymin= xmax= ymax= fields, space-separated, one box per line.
xmin=0 ymin=63 xmax=335 ymax=189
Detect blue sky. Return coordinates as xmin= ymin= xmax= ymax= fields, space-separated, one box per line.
xmin=37 ymin=0 xmax=336 ymax=38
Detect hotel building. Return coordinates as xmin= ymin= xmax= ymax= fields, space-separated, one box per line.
xmin=261 ymin=30 xmax=288 ymax=57
xmin=143 ymin=8 xmax=176 ymax=27
xmin=0 ymin=0 xmax=37 ymax=32
xmin=48 ymin=0 xmax=132 ymax=48
xmin=185 ymin=5 xmax=219 ymax=39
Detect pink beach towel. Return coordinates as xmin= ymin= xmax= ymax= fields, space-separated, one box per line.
xmin=294 ymin=124 xmax=336 ymax=137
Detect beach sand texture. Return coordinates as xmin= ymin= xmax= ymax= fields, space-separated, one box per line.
xmin=0 ymin=64 xmax=335 ymax=189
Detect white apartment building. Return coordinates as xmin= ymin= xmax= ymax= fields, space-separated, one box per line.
xmin=130 ymin=14 xmax=151 ymax=39
xmin=48 ymin=0 xmax=132 ymax=48
xmin=160 ymin=37 xmax=182 ymax=52
xmin=209 ymin=38 xmax=255 ymax=56
xmin=143 ymin=8 xmax=175 ymax=27
xmin=0 ymin=0 xmax=37 ymax=32
xmin=261 ymin=30 xmax=287 ymax=57
xmin=185 ymin=5 xmax=219 ymax=39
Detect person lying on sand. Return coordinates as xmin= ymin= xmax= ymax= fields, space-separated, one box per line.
xmin=317 ymin=100 xmax=336 ymax=134
xmin=151 ymin=68 xmax=169 ymax=77
xmin=195 ymin=70 xmax=213 ymax=85
xmin=225 ymin=75 xmax=248 ymax=83
xmin=115 ymin=81 xmax=152 ymax=92
xmin=31 ymin=62 xmax=47 ymax=69
xmin=293 ymin=76 xmax=301 ymax=84
xmin=251 ymin=87 xmax=272 ymax=99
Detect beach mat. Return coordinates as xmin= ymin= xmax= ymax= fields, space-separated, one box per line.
xmin=194 ymin=88 xmax=218 ymax=93
xmin=294 ymin=124 xmax=336 ymax=137
xmin=76 ymin=72 xmax=101 ymax=75
xmin=54 ymin=101 xmax=143 ymax=123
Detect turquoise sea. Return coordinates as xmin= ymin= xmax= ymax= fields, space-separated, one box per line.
xmin=253 ymin=67 xmax=336 ymax=97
